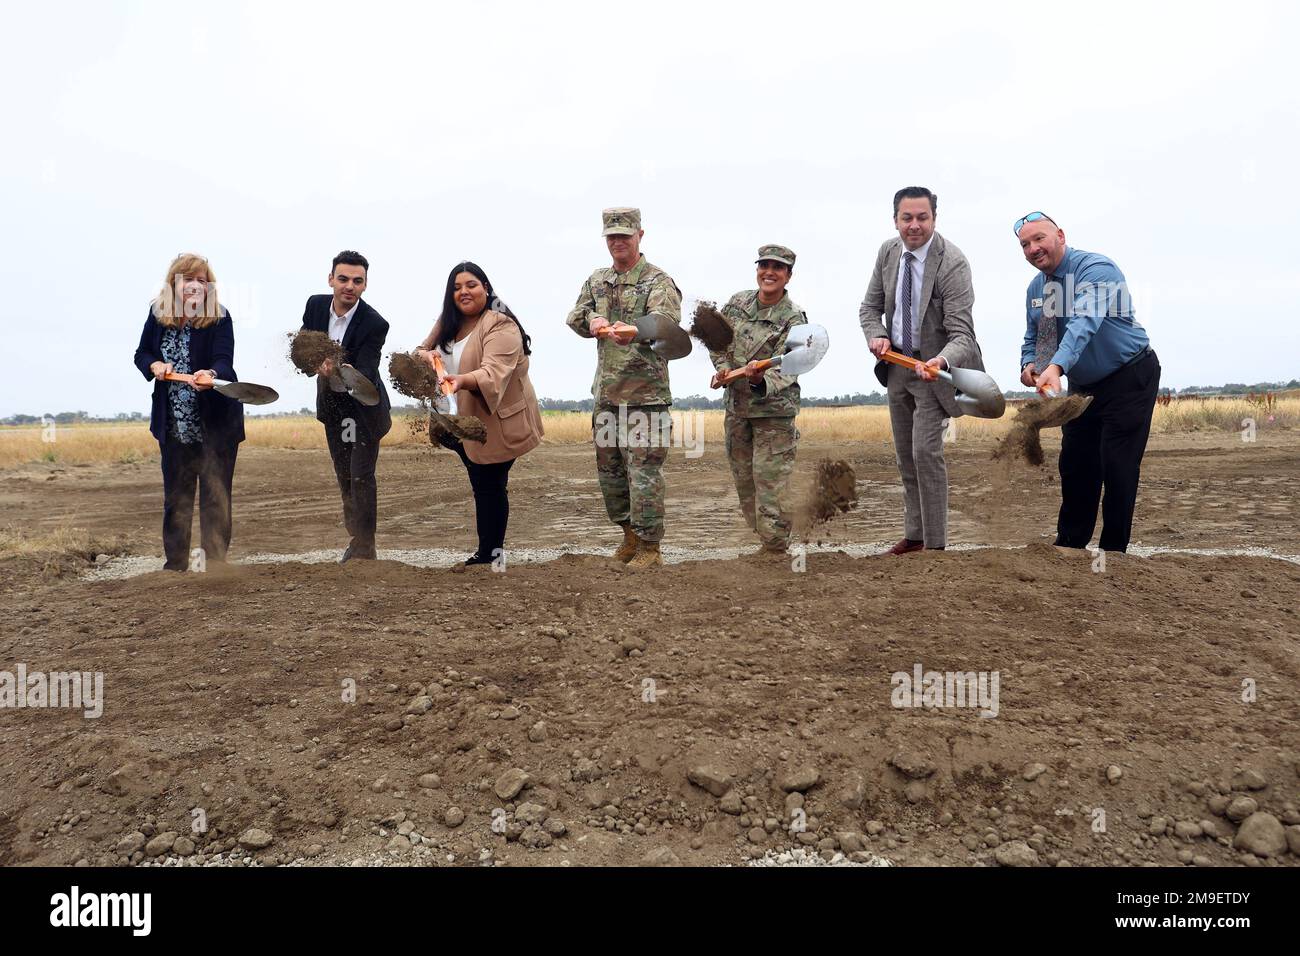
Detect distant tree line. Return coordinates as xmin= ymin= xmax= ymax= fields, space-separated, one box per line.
xmin=7 ymin=380 xmax=1298 ymax=424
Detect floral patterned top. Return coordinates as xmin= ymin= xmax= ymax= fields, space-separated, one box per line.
xmin=161 ymin=324 xmax=203 ymax=444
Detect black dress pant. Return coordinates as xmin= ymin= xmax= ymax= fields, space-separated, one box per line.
xmin=1057 ymin=350 xmax=1160 ymax=553
xmin=439 ymin=433 xmax=515 ymax=560
xmin=324 ymin=402 xmax=381 ymax=549
xmin=160 ymin=437 xmax=238 ymax=570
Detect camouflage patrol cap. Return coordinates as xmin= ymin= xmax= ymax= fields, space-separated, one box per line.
xmin=756 ymin=244 xmax=796 ymax=267
xmin=602 ymin=207 xmax=642 ymax=236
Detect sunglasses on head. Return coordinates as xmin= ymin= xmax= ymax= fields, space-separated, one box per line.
xmin=1013 ymin=211 xmax=1056 ymax=236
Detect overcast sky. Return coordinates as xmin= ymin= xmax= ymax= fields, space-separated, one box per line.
xmin=3 ymin=0 xmax=1297 ymax=418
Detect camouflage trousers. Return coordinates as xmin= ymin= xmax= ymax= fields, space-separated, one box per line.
xmin=593 ymin=404 xmax=671 ymax=543
xmin=725 ymin=413 xmax=798 ymax=549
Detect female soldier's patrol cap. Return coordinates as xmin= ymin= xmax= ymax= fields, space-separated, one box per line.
xmin=756 ymin=244 xmax=796 ymax=267
xmin=602 ymin=208 xmax=642 ymax=236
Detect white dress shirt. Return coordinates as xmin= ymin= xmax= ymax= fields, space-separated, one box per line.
xmin=328 ymin=299 xmax=360 ymax=344
xmin=890 ymin=235 xmax=933 ymax=354
xmin=439 ymin=337 xmax=468 ymax=414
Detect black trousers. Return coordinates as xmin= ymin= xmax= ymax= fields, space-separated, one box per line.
xmin=324 ymin=404 xmax=381 ymax=549
xmin=160 ymin=437 xmax=238 ymax=570
xmin=1057 ymin=350 xmax=1160 ymax=552
xmin=439 ymin=433 xmax=515 ymax=560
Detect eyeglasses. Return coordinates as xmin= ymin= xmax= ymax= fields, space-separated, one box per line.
xmin=1013 ymin=212 xmax=1056 ymax=236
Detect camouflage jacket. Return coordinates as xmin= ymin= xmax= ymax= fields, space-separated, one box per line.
xmin=565 ymin=255 xmax=682 ymax=407
xmin=708 ymin=290 xmax=807 ymax=418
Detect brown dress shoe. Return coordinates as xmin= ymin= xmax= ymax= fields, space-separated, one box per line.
xmin=886 ymin=538 xmax=925 ymax=556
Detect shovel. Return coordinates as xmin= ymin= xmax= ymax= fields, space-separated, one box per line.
xmin=1029 ymin=384 xmax=1094 ymax=427
xmin=594 ymin=321 xmax=639 ymax=346
xmin=717 ymin=323 xmax=830 ymax=385
xmin=419 ymin=351 xmax=489 ymax=444
xmin=877 ymin=349 xmax=1006 ymax=419
xmin=593 ymin=314 xmax=692 ymax=359
xmin=327 ymin=364 xmax=380 ymax=406
xmin=161 ymin=371 xmax=279 ymax=405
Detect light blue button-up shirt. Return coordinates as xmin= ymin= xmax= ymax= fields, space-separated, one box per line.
xmin=1021 ymin=247 xmax=1150 ymax=387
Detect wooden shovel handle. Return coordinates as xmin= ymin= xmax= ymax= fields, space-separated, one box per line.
xmin=595 ymin=321 xmax=638 ymax=345
xmin=878 ymin=349 xmax=923 ymax=370
xmin=430 ymin=353 xmax=453 ymax=396
xmin=161 ymin=371 xmax=196 ymax=385
xmin=719 ymin=359 xmax=774 ymax=385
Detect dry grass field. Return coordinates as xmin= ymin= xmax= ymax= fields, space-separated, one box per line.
xmin=2 ymin=398 xmax=1295 ymax=468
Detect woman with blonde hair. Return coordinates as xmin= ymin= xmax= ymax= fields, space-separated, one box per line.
xmin=414 ymin=261 xmax=543 ymax=566
xmin=132 ymin=253 xmax=245 ymax=571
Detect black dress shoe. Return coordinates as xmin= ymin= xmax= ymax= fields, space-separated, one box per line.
xmin=463 ymin=552 xmax=495 ymax=566
xmin=339 ymin=542 xmax=377 ymax=563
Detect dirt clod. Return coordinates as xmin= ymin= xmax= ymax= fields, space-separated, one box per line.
xmin=796 ymin=459 xmax=858 ymax=534
xmin=288 ymin=330 xmax=345 ymax=376
xmin=994 ymin=396 xmax=1093 ymax=465
xmin=689 ymin=301 xmax=733 ymax=352
xmin=388 ymin=352 xmax=440 ymax=401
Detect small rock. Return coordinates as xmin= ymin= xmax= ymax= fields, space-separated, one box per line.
xmin=1173 ymin=821 xmax=1202 ymax=841
xmin=444 ymin=807 xmax=465 ymax=828
xmin=719 ymin=790 xmax=743 ymax=815
xmin=515 ymin=803 xmax=548 ymax=827
xmin=173 ymin=837 xmax=195 ymax=857
xmin=239 ymin=828 xmax=274 ymax=850
xmin=405 ymin=696 xmax=433 ymax=715
xmin=418 ymin=773 xmax=441 ymax=789
xmin=1106 ymin=765 xmax=1123 ymax=785
xmin=527 ymin=721 xmax=548 ymax=743
xmin=1285 ymin=825 xmax=1300 ymax=856
xmin=889 ymin=752 xmax=936 ymax=780
xmin=687 ymin=765 xmax=732 ymax=798
xmin=1233 ymin=812 xmax=1286 ymax=857
xmin=994 ymin=840 xmax=1039 ymax=867
xmin=116 ymin=832 xmax=146 ymax=856
xmin=1022 ymin=763 xmax=1048 ymax=782
xmin=1231 ymin=769 xmax=1268 ymax=792
xmin=494 ymin=768 xmax=531 ymax=801
xmin=643 ymin=847 xmax=679 ymax=867
xmin=1226 ymin=796 xmax=1258 ymax=823
xmin=778 ymin=766 xmax=820 ymax=793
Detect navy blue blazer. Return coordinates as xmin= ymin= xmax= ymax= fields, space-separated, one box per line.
xmin=300 ymin=294 xmax=392 ymax=438
xmin=133 ymin=307 xmax=246 ymax=445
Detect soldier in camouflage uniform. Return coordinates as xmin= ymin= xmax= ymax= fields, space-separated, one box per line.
xmin=566 ymin=207 xmax=683 ymax=569
xmin=708 ymin=245 xmax=807 ymax=555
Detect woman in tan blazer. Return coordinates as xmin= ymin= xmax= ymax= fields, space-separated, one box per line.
xmin=415 ymin=261 xmax=544 ymax=566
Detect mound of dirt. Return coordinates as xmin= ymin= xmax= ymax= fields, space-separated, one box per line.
xmin=388 ymin=352 xmax=440 ymax=401
xmin=689 ymin=301 xmax=733 ymax=353
xmin=994 ymin=396 xmax=1093 ymax=466
xmin=288 ymin=330 xmax=345 ymax=376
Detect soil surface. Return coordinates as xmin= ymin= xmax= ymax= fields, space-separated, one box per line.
xmin=2 ymin=430 xmax=1298 ymax=868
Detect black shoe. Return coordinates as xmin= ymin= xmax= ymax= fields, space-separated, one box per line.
xmin=464 ymin=552 xmax=495 ymax=566
xmin=340 ymin=541 xmax=377 ymax=563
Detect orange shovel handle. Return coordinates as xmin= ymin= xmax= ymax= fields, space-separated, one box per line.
xmin=430 ymin=353 xmax=453 ymax=396
xmin=161 ymin=371 xmax=196 ymax=385
xmin=718 ymin=359 xmax=774 ymax=385
xmin=878 ymin=349 xmax=923 ymax=371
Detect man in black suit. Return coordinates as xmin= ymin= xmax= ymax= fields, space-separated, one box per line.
xmin=300 ymin=250 xmax=392 ymax=562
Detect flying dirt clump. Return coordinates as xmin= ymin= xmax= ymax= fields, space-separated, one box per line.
xmin=388 ymin=352 xmax=489 ymax=444
xmin=288 ymin=330 xmax=345 ymax=375
xmin=688 ymin=301 xmax=734 ymax=352
xmin=994 ymin=396 xmax=1093 ymax=466
xmin=794 ymin=459 xmax=859 ymax=537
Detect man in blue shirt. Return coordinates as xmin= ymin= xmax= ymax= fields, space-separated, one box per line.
xmin=1015 ymin=212 xmax=1161 ymax=553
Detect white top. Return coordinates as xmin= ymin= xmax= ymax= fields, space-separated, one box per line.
xmin=328 ymin=299 xmax=360 ymax=344
xmin=440 ymin=336 xmax=469 ymax=414
xmin=890 ymin=235 xmax=933 ymax=353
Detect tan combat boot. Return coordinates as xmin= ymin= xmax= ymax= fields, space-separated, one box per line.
xmin=612 ymin=521 xmax=639 ymax=563
xmin=625 ymin=540 xmax=662 ymax=569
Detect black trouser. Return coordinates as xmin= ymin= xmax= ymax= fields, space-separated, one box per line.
xmin=439 ymin=433 xmax=515 ymax=560
xmin=160 ymin=437 xmax=238 ymax=570
xmin=1057 ymin=350 xmax=1160 ymax=552
xmin=324 ymin=404 xmax=381 ymax=549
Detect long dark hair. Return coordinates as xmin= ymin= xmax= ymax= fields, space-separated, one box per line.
xmin=433 ymin=261 xmax=532 ymax=356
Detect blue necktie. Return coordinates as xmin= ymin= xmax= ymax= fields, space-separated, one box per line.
xmin=900 ymin=252 xmax=915 ymax=355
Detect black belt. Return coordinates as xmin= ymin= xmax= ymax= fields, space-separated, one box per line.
xmin=1118 ymin=345 xmax=1153 ymax=371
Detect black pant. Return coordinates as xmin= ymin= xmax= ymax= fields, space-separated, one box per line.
xmin=324 ymin=404 xmax=381 ymax=549
xmin=160 ymin=437 xmax=238 ymax=570
xmin=439 ymin=433 xmax=515 ymax=560
xmin=1057 ymin=350 xmax=1160 ymax=552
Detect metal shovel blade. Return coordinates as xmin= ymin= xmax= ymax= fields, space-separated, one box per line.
xmin=337 ymin=364 xmax=380 ymax=406
xmin=214 ymin=380 xmax=279 ymax=406
xmin=939 ymin=366 xmax=1006 ymax=419
xmin=773 ymin=323 xmax=830 ymax=377
xmin=633 ymin=313 xmax=693 ymax=360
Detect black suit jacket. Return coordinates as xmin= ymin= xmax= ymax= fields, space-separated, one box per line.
xmin=300 ymin=294 xmax=392 ymax=438
xmin=133 ymin=308 xmax=246 ymax=445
